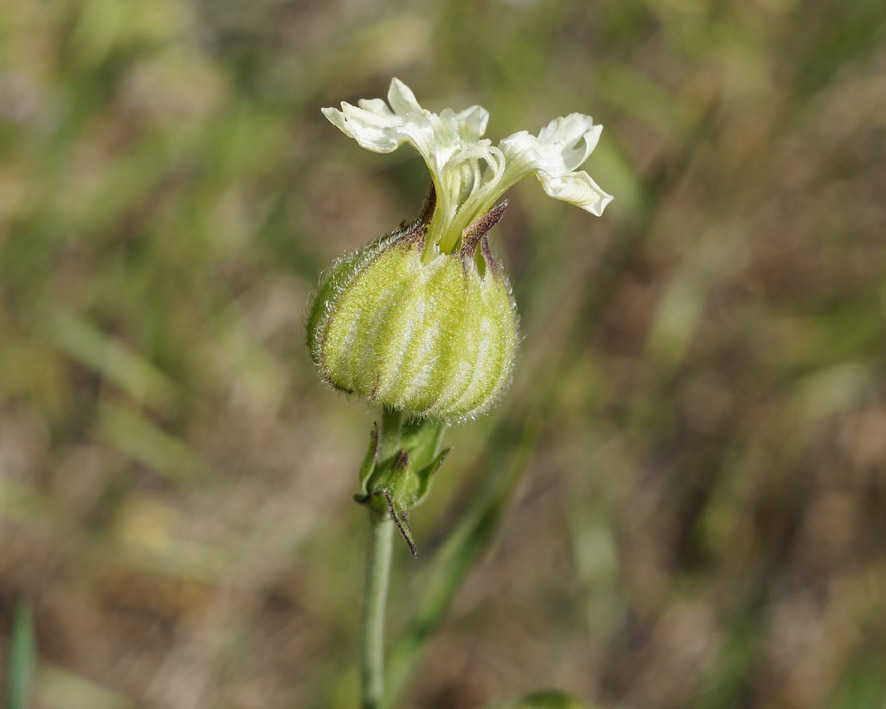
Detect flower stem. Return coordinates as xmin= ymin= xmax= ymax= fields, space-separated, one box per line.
xmin=361 ymin=511 xmax=394 ymax=709
xmin=361 ymin=407 xmax=401 ymax=709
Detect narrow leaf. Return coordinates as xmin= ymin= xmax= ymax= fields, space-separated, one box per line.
xmin=7 ymin=599 xmax=35 ymax=709
xmin=358 ymin=421 xmax=381 ymax=495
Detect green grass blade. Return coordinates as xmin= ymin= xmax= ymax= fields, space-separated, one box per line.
xmin=7 ymin=599 xmax=35 ymax=709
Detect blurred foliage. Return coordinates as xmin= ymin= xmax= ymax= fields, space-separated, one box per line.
xmin=1 ymin=0 xmax=885 ymax=707
xmin=6 ymin=600 xmax=34 ymax=709
xmin=493 ymin=688 xmax=589 ymax=709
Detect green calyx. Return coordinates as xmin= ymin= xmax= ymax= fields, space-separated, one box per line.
xmin=307 ymin=192 xmax=518 ymax=423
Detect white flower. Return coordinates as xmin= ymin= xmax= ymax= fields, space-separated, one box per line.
xmin=322 ymin=78 xmax=612 ymax=253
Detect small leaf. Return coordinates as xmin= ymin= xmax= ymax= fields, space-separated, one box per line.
xmin=358 ymin=421 xmax=381 ymax=495
xmin=399 ymin=417 xmax=446 ymax=471
xmin=383 ymin=490 xmax=417 ymax=557
xmin=413 ymin=448 xmax=450 ymax=506
xmin=355 ymin=410 xmax=449 ymax=553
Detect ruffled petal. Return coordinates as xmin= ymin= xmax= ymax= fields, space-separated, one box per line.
xmin=500 ymin=114 xmax=603 ymax=175
xmin=497 ymin=113 xmax=610 ymax=215
xmin=537 ymin=170 xmax=614 ymax=216
xmin=536 ymin=114 xmax=602 ymax=171
xmin=321 ymin=103 xmax=405 ymax=153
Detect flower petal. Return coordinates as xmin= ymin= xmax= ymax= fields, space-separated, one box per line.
xmin=388 ymin=77 xmax=424 ymax=115
xmin=456 ymin=105 xmax=489 ymax=141
xmin=500 ymin=113 xmax=603 ymax=175
xmin=497 ymin=113 xmax=611 ymax=216
xmin=537 ymin=114 xmax=602 ymax=171
xmin=537 ymin=169 xmax=614 ymax=216
xmin=357 ymin=97 xmax=395 ymax=117
xmin=323 ymin=79 xmax=613 ymax=246
xmin=321 ymin=102 xmax=405 ymax=153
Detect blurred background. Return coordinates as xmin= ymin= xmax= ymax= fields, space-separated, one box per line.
xmin=1 ymin=0 xmax=885 ymax=707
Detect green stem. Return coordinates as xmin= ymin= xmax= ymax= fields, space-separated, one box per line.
xmin=361 ymin=512 xmax=394 ymax=709
xmin=361 ymin=406 xmax=401 ymax=709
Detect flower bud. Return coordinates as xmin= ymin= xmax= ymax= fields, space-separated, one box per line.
xmin=307 ymin=207 xmax=517 ymax=422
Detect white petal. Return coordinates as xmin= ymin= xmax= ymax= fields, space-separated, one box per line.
xmin=543 ymin=116 xmax=601 ymax=172
xmin=388 ymin=78 xmax=424 ymax=115
xmin=537 ymin=113 xmax=602 ymax=169
xmin=537 ymin=169 xmax=614 ymax=216
xmin=437 ymin=108 xmax=464 ymax=144
xmin=498 ymin=129 xmax=535 ymax=160
xmin=397 ymin=115 xmax=441 ymax=167
xmin=501 ymin=114 xmax=603 ymax=175
xmin=456 ymin=105 xmax=489 ymax=141
xmin=322 ymin=80 xmax=613 ymax=243
xmin=322 ymin=103 xmax=405 ymax=153
xmin=357 ymin=97 xmax=395 ymax=117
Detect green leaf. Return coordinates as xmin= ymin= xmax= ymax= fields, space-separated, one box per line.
xmin=7 ymin=599 xmax=35 ymax=709
xmin=359 ymin=415 xmax=448 ymax=513
xmin=355 ymin=412 xmax=450 ymax=554
xmin=398 ymin=417 xmax=446 ymax=471
xmin=358 ymin=421 xmax=381 ymax=496
xmin=412 ymin=448 xmax=449 ymax=507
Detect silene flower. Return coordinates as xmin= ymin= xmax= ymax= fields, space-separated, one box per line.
xmin=307 ymin=79 xmax=612 ymax=423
